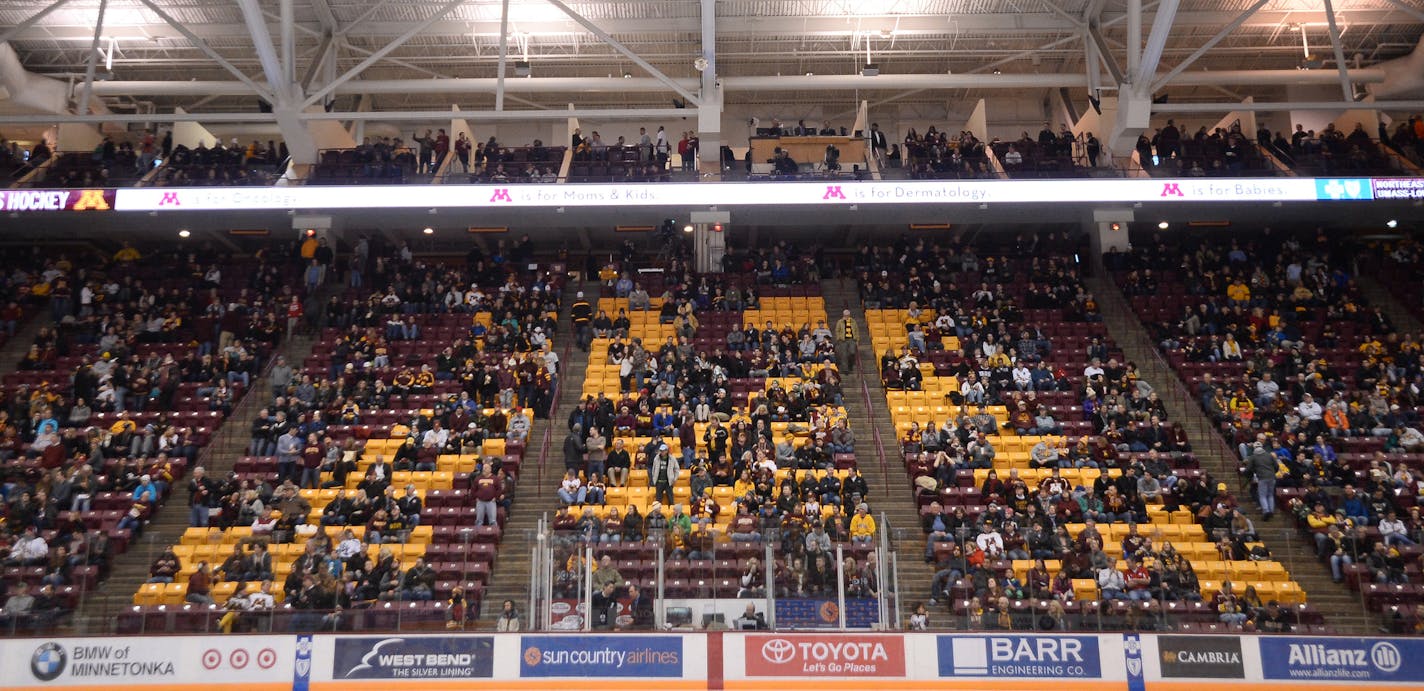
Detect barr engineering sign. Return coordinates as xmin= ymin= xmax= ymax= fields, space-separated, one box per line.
xmin=937 ymin=635 xmax=1102 ymax=678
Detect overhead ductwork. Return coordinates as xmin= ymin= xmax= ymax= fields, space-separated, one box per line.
xmin=1369 ymin=34 xmax=1424 ymax=101
xmin=0 ymin=43 xmax=68 ymax=115
xmin=86 ymin=69 xmax=1389 ymax=99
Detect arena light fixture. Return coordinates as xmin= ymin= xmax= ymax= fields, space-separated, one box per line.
xmin=1158 ymin=221 xmax=1169 ymax=229
xmin=1386 ymin=219 xmax=1398 ymax=228
xmin=177 ymin=228 xmax=190 ymax=238
xmin=422 ymin=226 xmax=434 ymax=235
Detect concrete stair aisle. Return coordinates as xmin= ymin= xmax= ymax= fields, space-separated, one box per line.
xmin=1086 ymin=271 xmax=1373 ymax=634
xmin=67 ymin=295 xmax=329 ymax=633
xmin=1357 ymin=274 xmax=1424 ymax=333
xmin=477 ymin=280 xmax=592 ymax=628
xmin=822 ymin=278 xmax=936 ymax=628
xmin=0 ymin=307 xmax=52 ymax=374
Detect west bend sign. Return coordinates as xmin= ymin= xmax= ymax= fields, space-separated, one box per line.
xmin=0 ymin=177 xmax=1412 ymax=213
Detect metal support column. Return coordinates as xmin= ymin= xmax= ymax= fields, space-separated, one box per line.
xmin=656 ymin=543 xmax=666 ymax=629
xmin=583 ymin=545 xmax=594 ymax=632
xmin=1322 ymin=0 xmax=1356 ymax=102
xmin=495 ymin=0 xmax=511 ymax=111
xmin=764 ymin=541 xmax=776 ymax=630
xmin=78 ymin=0 xmax=108 ymax=116
xmin=1126 ymin=0 xmax=1142 ymax=85
xmin=836 ymin=544 xmax=847 ymax=630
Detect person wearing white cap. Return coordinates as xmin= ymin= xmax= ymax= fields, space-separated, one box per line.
xmin=571 ymin=291 xmax=592 ymax=352
xmin=132 ymin=474 xmax=159 ymax=504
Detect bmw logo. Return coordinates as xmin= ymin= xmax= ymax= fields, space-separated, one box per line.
xmin=31 ymin=642 xmax=67 ymax=682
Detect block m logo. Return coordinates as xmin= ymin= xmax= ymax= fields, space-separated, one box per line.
xmin=72 ymin=190 xmax=110 ymax=211
xmin=159 ymin=192 xmax=181 ymax=206
xmin=1160 ymin=183 xmax=1184 ymax=198
xmin=489 ymin=188 xmax=513 ymax=203
xmin=823 ymin=185 xmax=846 ymax=200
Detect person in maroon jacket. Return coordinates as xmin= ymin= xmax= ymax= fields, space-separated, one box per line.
xmin=299 ymin=433 xmax=323 ymax=489
xmin=472 ymin=464 xmax=502 ymax=527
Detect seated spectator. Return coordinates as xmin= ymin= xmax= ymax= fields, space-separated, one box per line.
xmin=733 ymin=602 xmax=768 ymax=630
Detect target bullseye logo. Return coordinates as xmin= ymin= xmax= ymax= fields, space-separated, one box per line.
xmin=229 ymin=649 xmax=250 ymax=669
xmin=201 ymin=649 xmax=222 ymax=670
xmin=257 ymin=648 xmax=278 ymax=669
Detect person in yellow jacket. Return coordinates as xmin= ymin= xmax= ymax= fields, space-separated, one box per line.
xmin=835 ymin=308 xmax=858 ymax=373
xmin=849 ymin=502 xmax=877 ymax=543
xmin=1226 ymin=279 xmax=1251 ymax=304
xmin=113 ymin=242 xmax=142 ymax=263
xmin=299 ymin=234 xmax=318 ymax=260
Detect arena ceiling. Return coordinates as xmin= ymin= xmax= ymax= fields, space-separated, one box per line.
xmin=1 ymin=0 xmax=1422 ymax=118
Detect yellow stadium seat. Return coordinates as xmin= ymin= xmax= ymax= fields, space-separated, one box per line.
xmin=133 ymin=583 xmax=163 ymax=606
xmin=181 ymin=527 xmax=218 ymax=545
xmin=162 ymin=583 xmax=188 ymax=605
xmin=1073 ymin=579 xmax=1099 ymax=601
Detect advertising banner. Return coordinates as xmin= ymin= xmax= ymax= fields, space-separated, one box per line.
xmin=936 ymin=634 xmax=1103 ymax=679
xmin=519 ymin=635 xmax=683 ymax=678
xmin=1258 ymin=636 xmax=1424 ymax=684
xmin=0 ymin=189 xmax=114 ymax=212
xmin=330 ymin=635 xmax=494 ymax=680
xmin=111 ymin=176 xmax=1363 ymax=213
xmin=1373 ymin=178 xmax=1424 ymax=200
xmin=1154 ymin=635 xmax=1245 ymax=679
xmin=743 ymin=633 xmax=907 ymax=677
xmin=0 ymin=635 xmax=292 ymax=688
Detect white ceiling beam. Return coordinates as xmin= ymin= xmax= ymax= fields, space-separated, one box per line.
xmin=77 ymin=0 xmax=108 ymax=116
xmin=8 ymin=10 xmax=1420 ymax=45
xmin=1322 ymin=0 xmax=1356 ymax=103
xmin=1126 ymin=0 xmax=1142 ymax=83
xmin=301 ymin=0 xmax=468 ymax=109
xmin=542 ymin=0 xmax=700 ymax=106
xmin=235 ymin=0 xmax=292 ymax=102
xmin=495 ymin=0 xmax=510 ymax=111
xmin=299 ymin=32 xmax=334 ymax=90
xmin=280 ymin=0 xmax=296 ymax=86
xmin=0 ymin=0 xmax=72 ymax=48
xmin=1040 ymin=0 xmax=1085 ymax=29
xmin=336 ymin=0 xmax=393 ymax=38
xmin=1135 ymin=0 xmax=1179 ymax=87
xmin=0 ymin=107 xmax=692 ymax=126
xmin=699 ymin=0 xmax=716 ymax=97
xmin=1150 ymin=0 xmax=1272 ymax=93
xmin=1087 ymin=22 xmax=1125 ymax=85
xmin=1379 ymin=0 xmax=1424 ymax=23
xmin=1155 ymin=100 xmax=1424 ymax=113
xmin=133 ymin=0 xmax=277 ymax=104
xmin=309 ymin=0 xmax=339 ymax=33
xmin=82 ymin=68 xmax=1390 ymax=100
